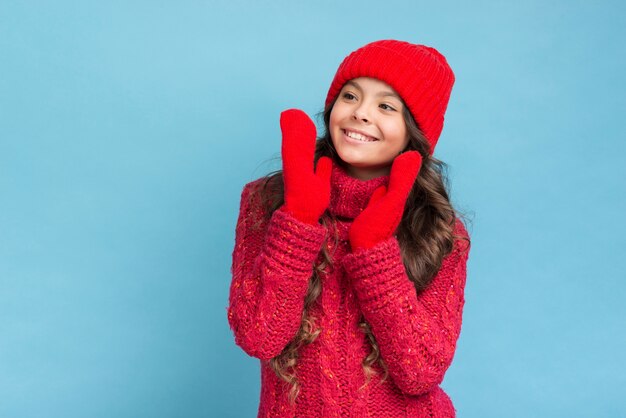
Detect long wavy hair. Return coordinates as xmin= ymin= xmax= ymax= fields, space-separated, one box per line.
xmin=251 ymin=97 xmax=471 ymax=404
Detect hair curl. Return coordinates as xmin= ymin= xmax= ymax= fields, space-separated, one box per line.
xmin=252 ymin=98 xmax=471 ymax=405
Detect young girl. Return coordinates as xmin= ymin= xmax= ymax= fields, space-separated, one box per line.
xmin=228 ymin=40 xmax=471 ymax=417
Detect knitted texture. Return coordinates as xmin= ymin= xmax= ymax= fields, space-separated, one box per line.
xmin=325 ymin=40 xmax=455 ymax=155
xmin=228 ymin=165 xmax=471 ymax=417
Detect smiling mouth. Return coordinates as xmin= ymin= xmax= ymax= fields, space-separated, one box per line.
xmin=343 ymin=129 xmax=378 ymax=142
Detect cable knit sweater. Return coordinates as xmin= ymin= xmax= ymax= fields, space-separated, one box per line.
xmin=228 ymin=164 xmax=471 ymax=417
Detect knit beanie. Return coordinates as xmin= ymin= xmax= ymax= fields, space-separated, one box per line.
xmin=325 ymin=40 xmax=455 ymax=155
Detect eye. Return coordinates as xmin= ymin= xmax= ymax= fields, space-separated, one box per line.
xmin=341 ymin=92 xmax=357 ymax=101
xmin=379 ymin=103 xmax=397 ymax=111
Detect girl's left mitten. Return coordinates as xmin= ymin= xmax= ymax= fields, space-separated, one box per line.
xmin=349 ymin=151 xmax=422 ymax=250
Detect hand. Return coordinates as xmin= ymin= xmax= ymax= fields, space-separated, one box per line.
xmin=349 ymin=151 xmax=422 ymax=250
xmin=280 ymin=109 xmax=333 ymax=224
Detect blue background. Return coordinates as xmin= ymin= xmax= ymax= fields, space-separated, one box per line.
xmin=1 ymin=1 xmax=624 ymax=417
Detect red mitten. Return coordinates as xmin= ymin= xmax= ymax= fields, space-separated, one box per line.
xmin=349 ymin=151 xmax=423 ymax=251
xmin=280 ymin=109 xmax=333 ymax=224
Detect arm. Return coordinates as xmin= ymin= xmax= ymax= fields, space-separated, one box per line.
xmin=228 ymin=108 xmax=332 ymax=360
xmin=343 ymin=220 xmax=471 ymax=395
xmin=227 ymin=181 xmax=326 ymax=360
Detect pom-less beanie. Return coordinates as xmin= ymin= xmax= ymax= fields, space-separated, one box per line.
xmin=325 ymin=40 xmax=455 ymax=155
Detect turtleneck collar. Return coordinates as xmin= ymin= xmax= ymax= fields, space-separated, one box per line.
xmin=329 ymin=164 xmax=389 ymax=219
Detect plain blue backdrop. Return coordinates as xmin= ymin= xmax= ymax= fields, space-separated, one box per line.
xmin=1 ymin=1 xmax=624 ymax=417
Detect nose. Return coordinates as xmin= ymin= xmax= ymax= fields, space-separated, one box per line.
xmin=352 ymin=106 xmax=370 ymax=123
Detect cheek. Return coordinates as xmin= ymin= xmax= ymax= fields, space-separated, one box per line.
xmin=398 ymin=131 xmax=410 ymax=150
xmin=329 ymin=107 xmax=339 ymax=126
xmin=328 ymin=111 xmax=341 ymax=145
xmin=383 ymin=122 xmax=408 ymax=148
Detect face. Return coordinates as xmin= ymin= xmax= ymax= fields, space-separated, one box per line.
xmin=329 ymin=77 xmax=409 ymax=180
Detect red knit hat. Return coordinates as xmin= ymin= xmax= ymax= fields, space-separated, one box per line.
xmin=325 ymin=40 xmax=455 ymax=155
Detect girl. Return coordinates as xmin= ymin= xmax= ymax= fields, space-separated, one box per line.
xmin=228 ymin=40 xmax=471 ymax=417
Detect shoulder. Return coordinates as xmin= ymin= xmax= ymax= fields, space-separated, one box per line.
xmin=240 ymin=177 xmax=267 ymax=198
xmin=238 ymin=176 xmax=273 ymax=209
xmin=237 ymin=176 xmax=279 ymax=226
xmin=428 ymin=217 xmax=471 ymax=286
xmin=452 ymin=216 xmax=471 ymax=255
xmin=235 ymin=177 xmax=266 ymax=221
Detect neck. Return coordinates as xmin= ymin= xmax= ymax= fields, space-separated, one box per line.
xmin=328 ymin=164 xmax=389 ymax=219
xmin=343 ymin=163 xmax=391 ymax=181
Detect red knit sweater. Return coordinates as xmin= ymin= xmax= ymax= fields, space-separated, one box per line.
xmin=228 ymin=164 xmax=471 ymax=417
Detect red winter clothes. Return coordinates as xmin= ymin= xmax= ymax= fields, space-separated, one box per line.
xmin=228 ymin=164 xmax=471 ymax=417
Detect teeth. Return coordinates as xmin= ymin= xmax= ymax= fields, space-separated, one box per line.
xmin=345 ymin=130 xmax=376 ymax=142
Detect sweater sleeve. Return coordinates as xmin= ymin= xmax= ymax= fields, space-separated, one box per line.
xmin=227 ymin=180 xmax=327 ymax=360
xmin=342 ymin=219 xmax=471 ymax=396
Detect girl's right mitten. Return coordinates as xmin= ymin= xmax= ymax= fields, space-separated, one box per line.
xmin=280 ymin=109 xmax=333 ymax=225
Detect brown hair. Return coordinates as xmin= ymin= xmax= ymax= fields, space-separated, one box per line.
xmin=252 ymin=98 xmax=471 ymax=404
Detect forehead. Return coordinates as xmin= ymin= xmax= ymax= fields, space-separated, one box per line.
xmin=344 ymin=77 xmax=401 ymax=99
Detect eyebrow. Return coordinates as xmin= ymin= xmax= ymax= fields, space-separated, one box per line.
xmin=345 ymin=80 xmax=401 ymax=100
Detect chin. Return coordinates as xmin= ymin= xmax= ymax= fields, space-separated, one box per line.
xmin=335 ymin=152 xmax=371 ymax=169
